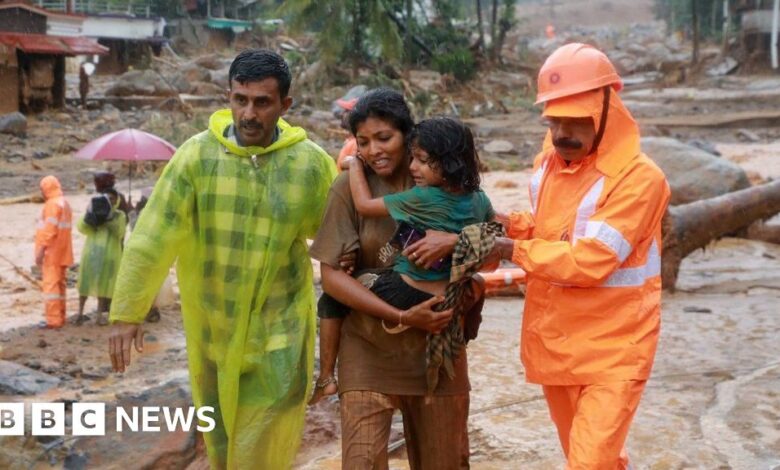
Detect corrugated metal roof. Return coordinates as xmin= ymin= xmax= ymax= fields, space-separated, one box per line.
xmin=0 ymin=32 xmax=108 ymax=55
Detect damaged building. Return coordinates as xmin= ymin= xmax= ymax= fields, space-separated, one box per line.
xmin=0 ymin=2 xmax=106 ymax=113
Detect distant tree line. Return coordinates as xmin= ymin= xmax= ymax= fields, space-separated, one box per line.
xmin=281 ymin=0 xmax=518 ymax=82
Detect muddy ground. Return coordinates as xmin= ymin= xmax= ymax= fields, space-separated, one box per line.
xmin=1 ymin=129 xmax=779 ymax=469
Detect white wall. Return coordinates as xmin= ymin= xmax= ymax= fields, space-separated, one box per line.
xmin=47 ymin=18 xmax=83 ymax=37
xmin=82 ymin=16 xmax=163 ymax=40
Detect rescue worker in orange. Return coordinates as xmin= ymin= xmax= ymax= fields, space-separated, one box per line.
xmin=35 ymin=175 xmax=74 ymax=329
xmin=335 ymin=96 xmax=358 ymax=171
xmin=489 ymin=43 xmax=671 ymax=468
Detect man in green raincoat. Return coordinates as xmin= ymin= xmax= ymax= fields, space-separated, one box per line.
xmin=107 ymin=49 xmax=337 ymax=468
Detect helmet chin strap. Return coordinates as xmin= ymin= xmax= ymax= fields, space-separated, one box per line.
xmin=589 ymin=86 xmax=611 ymax=155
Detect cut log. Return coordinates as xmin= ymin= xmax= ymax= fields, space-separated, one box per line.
xmin=662 ymin=180 xmax=780 ymax=290
xmin=0 ymin=193 xmax=44 ymax=205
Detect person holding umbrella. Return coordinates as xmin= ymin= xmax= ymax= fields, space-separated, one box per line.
xmin=93 ymin=171 xmax=130 ymax=217
xmin=75 ymin=188 xmax=126 ymax=326
xmin=106 ymin=49 xmax=337 ymax=469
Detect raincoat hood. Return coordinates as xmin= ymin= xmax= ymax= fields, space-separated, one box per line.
xmin=542 ymin=88 xmax=640 ymax=178
xmin=40 ymin=175 xmax=63 ymax=200
xmin=208 ymin=109 xmax=307 ymax=157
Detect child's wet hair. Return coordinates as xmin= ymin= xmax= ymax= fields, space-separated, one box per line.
xmin=410 ymin=117 xmax=481 ymax=192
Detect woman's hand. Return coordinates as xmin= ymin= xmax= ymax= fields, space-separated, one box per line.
xmin=403 ymin=230 xmax=458 ymax=269
xmin=337 ymin=250 xmax=357 ymax=275
xmin=401 ymin=296 xmax=453 ymax=334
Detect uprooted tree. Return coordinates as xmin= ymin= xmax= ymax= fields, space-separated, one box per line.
xmin=662 ymin=179 xmax=780 ymax=290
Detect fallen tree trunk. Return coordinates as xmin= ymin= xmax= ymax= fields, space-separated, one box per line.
xmin=662 ymin=179 xmax=780 ymax=290
xmin=0 ymin=193 xmax=44 ymax=205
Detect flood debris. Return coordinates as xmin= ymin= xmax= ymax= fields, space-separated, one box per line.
xmin=662 ymin=180 xmax=780 ymax=289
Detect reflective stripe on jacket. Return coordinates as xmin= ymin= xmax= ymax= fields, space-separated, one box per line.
xmin=509 ymin=91 xmax=671 ymax=385
xmin=35 ymin=176 xmax=74 ymax=267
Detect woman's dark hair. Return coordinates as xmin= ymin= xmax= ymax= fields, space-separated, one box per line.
xmin=411 ymin=117 xmax=482 ymax=192
xmin=348 ymin=88 xmax=414 ymax=138
xmin=228 ymin=49 xmax=292 ymax=98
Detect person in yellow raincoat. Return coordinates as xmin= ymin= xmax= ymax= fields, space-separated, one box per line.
xmin=107 ymin=49 xmax=337 ymax=469
xmin=76 ymin=188 xmax=127 ymax=326
xmin=488 ymin=43 xmax=671 ymax=468
xmin=35 ymin=175 xmax=73 ymax=329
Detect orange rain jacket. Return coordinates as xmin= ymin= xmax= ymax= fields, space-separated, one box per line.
xmin=35 ymin=176 xmax=73 ymax=267
xmin=507 ymin=89 xmax=671 ymax=385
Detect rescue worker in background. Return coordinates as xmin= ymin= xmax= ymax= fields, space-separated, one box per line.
xmin=488 ymin=43 xmax=671 ymax=468
xmin=35 ymin=175 xmax=73 ymax=329
xmin=107 ymin=49 xmax=337 ymax=469
xmin=335 ymin=96 xmax=358 ymax=170
xmin=93 ymin=171 xmax=130 ymax=216
xmin=75 ymin=188 xmax=127 ymax=326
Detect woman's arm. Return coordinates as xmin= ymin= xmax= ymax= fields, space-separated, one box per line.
xmin=347 ymin=158 xmax=390 ymax=217
xmin=321 ymin=263 xmax=453 ymax=333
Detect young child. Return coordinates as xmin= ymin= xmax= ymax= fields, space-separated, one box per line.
xmin=310 ymin=117 xmax=495 ymax=404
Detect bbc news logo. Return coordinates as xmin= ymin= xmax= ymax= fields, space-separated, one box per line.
xmin=0 ymin=403 xmax=216 ymax=436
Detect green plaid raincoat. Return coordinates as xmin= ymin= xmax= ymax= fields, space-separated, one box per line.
xmin=77 ymin=208 xmax=126 ymax=297
xmin=109 ymin=109 xmax=337 ymax=469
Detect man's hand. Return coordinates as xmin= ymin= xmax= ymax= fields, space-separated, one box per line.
xmin=403 ymin=230 xmax=458 ymax=269
xmin=35 ymin=247 xmax=45 ymax=267
xmin=402 ymin=296 xmax=453 ymax=334
xmin=108 ymin=321 xmax=145 ymax=373
xmin=483 ymin=237 xmax=516 ymax=270
xmin=338 ymin=250 xmax=357 ymax=275
xmin=494 ymin=212 xmax=510 ymax=232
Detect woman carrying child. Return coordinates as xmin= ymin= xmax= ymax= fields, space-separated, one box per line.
xmin=309 ymin=88 xmax=494 ymax=469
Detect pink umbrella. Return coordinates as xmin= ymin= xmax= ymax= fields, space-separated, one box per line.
xmin=75 ymin=128 xmax=177 ymax=202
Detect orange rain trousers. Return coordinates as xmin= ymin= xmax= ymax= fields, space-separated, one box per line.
xmin=543 ymin=380 xmax=646 ymax=470
xmin=42 ymin=264 xmax=67 ymax=328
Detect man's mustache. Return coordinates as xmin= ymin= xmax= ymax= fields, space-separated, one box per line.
xmin=239 ymin=120 xmax=262 ymax=130
xmin=553 ymin=137 xmax=583 ymax=149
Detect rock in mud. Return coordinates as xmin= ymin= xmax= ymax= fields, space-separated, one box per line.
xmin=484 ymin=140 xmax=515 ymax=154
xmin=0 ymin=360 xmax=60 ymax=395
xmin=0 ymin=112 xmax=27 ymax=136
xmin=105 ymin=70 xmax=178 ymax=97
xmin=641 ymin=137 xmax=751 ymax=205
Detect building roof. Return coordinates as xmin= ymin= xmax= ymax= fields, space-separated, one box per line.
xmin=0 ymin=2 xmax=86 ymax=20
xmin=0 ymin=32 xmax=107 ymax=55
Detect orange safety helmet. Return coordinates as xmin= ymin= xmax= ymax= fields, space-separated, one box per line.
xmin=535 ymin=43 xmax=622 ymax=105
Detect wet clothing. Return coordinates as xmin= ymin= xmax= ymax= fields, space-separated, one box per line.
xmin=543 ymin=380 xmax=646 ymax=469
xmin=317 ymin=268 xmax=431 ymax=319
xmin=506 ymin=88 xmax=670 ymax=467
xmin=36 ymin=176 xmax=74 ymax=268
xmin=340 ymin=390 xmax=470 ymax=470
xmin=510 ymin=89 xmax=671 ymax=385
xmin=310 ymin=172 xmax=470 ymax=396
xmin=109 ymin=109 xmax=336 ymax=469
xmin=384 ymin=186 xmax=495 ymax=281
xmin=309 ymin=171 xmax=471 ymax=469
xmin=35 ymin=176 xmax=73 ymax=328
xmin=76 ymin=209 xmax=126 ymax=298
xmin=42 ymin=265 xmax=68 ymax=328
